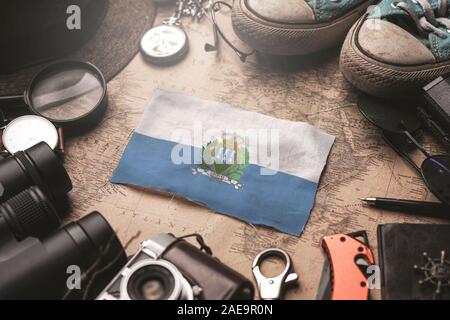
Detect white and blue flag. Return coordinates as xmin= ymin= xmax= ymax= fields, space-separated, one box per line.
xmin=112 ymin=90 xmax=335 ymax=235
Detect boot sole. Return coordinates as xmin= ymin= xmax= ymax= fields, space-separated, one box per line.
xmin=231 ymin=0 xmax=373 ymax=55
xmin=340 ymin=15 xmax=450 ymax=98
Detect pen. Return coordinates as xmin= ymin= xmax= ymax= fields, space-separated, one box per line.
xmin=360 ymin=197 xmax=450 ymax=219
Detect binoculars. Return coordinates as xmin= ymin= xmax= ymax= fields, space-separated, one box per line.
xmin=0 ymin=142 xmax=126 ymax=299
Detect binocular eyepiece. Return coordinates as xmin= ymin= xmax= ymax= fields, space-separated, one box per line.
xmin=0 ymin=186 xmax=60 ymax=241
xmin=0 ymin=210 xmax=126 ymax=299
xmin=0 ymin=142 xmax=126 ymax=299
xmin=0 ymin=141 xmax=71 ymax=242
xmin=0 ymin=141 xmax=72 ymax=203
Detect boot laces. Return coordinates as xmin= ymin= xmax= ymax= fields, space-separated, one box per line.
xmin=393 ymin=0 xmax=450 ymax=38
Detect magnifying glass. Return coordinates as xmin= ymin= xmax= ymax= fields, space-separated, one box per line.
xmin=0 ymin=60 xmax=107 ymax=135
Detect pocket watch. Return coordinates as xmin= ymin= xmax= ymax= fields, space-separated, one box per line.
xmin=140 ymin=0 xmax=189 ymax=65
xmin=140 ymin=23 xmax=189 ymax=65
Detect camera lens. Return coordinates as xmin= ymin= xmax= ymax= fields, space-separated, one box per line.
xmin=0 ymin=186 xmax=61 ymax=240
xmin=123 ymin=260 xmax=194 ymax=300
xmin=140 ymin=279 xmax=165 ymax=300
xmin=0 ymin=142 xmax=72 ymax=202
xmin=127 ymin=265 xmax=176 ymax=300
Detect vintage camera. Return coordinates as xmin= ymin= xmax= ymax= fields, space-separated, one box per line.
xmin=97 ymin=233 xmax=255 ymax=300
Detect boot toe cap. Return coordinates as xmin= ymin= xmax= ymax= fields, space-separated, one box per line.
xmin=245 ymin=0 xmax=316 ymax=24
xmin=357 ymin=19 xmax=436 ymax=65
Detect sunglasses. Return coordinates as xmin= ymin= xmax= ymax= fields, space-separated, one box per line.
xmin=358 ymin=95 xmax=450 ymax=205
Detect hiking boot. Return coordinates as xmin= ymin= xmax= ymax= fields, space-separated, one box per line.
xmin=340 ymin=0 xmax=450 ymax=98
xmin=231 ymin=0 xmax=374 ymax=55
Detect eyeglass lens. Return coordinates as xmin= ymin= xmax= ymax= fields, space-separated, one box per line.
xmin=359 ymin=95 xmax=450 ymax=204
xmin=422 ymin=155 xmax=450 ymax=205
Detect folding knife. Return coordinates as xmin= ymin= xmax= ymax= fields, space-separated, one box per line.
xmin=316 ymin=231 xmax=375 ymax=300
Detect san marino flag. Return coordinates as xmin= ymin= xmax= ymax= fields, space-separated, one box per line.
xmin=112 ymin=90 xmax=335 ymax=235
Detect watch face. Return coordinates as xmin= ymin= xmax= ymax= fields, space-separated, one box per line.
xmin=2 ymin=115 xmax=58 ymax=154
xmin=140 ymin=25 xmax=188 ymax=64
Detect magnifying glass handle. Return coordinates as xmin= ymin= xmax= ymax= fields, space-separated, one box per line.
xmin=0 ymin=94 xmax=26 ymax=112
xmin=0 ymin=94 xmax=25 ymax=108
xmin=0 ymin=94 xmax=24 ymax=103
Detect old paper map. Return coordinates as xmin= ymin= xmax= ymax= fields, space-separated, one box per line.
xmin=64 ymin=5 xmax=445 ymax=299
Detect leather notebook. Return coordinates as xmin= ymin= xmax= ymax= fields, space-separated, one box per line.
xmin=378 ymin=224 xmax=450 ymax=300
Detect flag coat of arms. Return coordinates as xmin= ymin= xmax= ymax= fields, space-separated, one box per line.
xmin=112 ymin=90 xmax=335 ymax=235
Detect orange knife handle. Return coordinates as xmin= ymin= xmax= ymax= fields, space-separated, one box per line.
xmin=322 ymin=234 xmax=375 ymax=300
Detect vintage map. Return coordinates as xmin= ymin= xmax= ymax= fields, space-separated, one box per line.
xmin=64 ymin=5 xmax=444 ymax=299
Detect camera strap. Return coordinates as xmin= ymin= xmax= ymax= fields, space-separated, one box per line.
xmin=179 ymin=234 xmax=213 ymax=256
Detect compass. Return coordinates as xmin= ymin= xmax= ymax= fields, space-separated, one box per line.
xmin=414 ymin=251 xmax=450 ymax=299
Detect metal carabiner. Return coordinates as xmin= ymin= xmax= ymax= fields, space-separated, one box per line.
xmin=252 ymin=248 xmax=298 ymax=300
